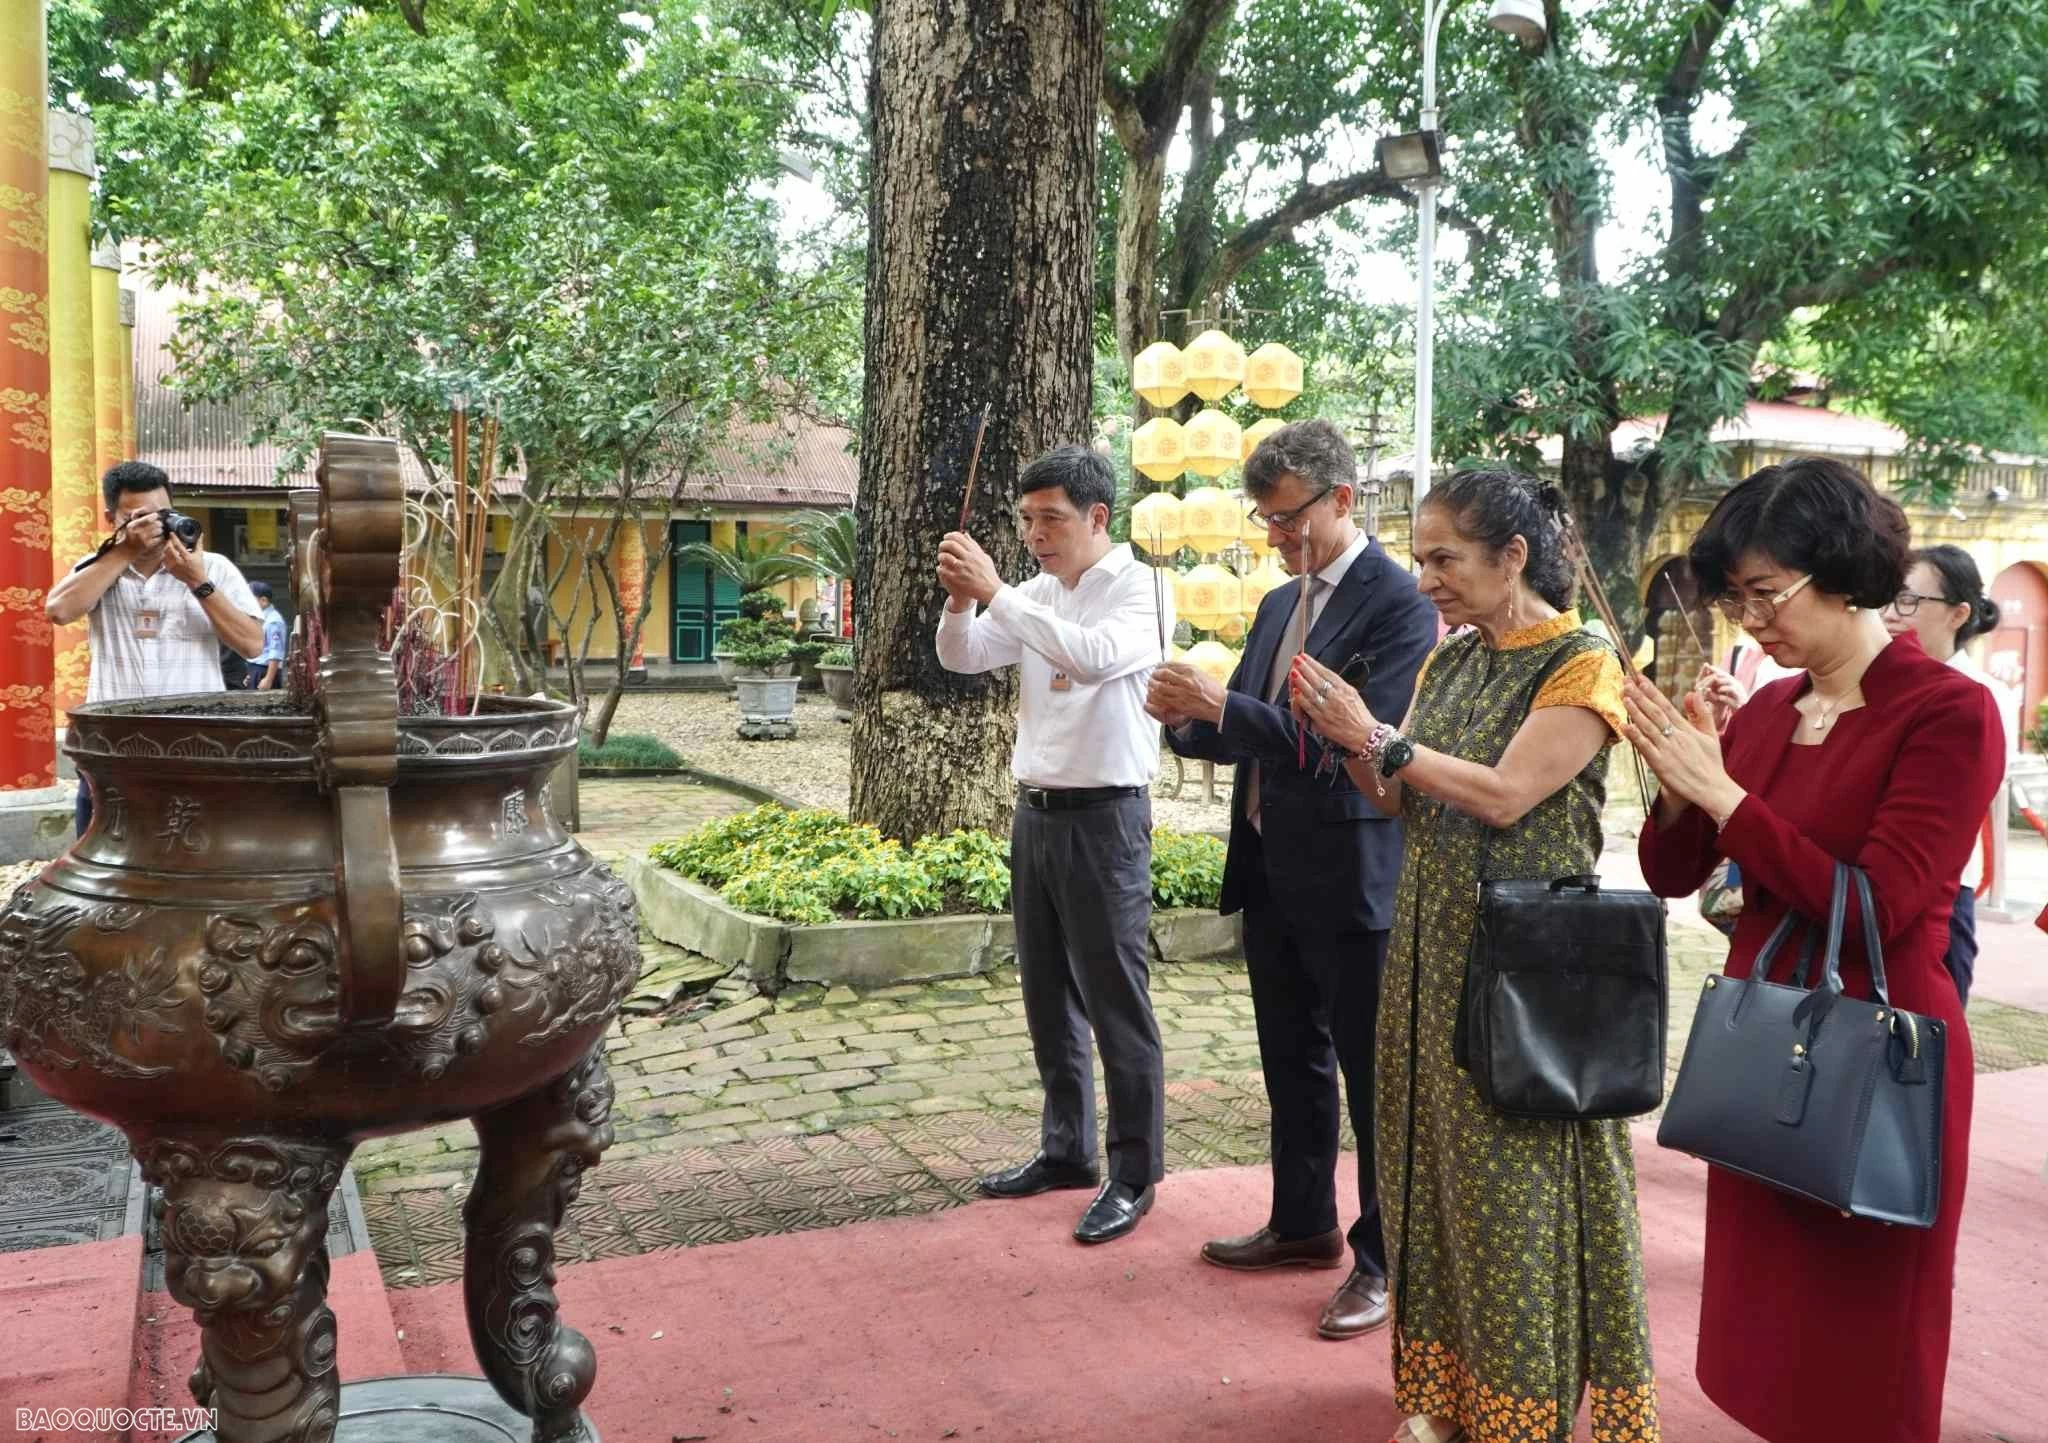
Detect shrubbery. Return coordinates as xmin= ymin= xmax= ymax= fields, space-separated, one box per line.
xmin=578 ymin=731 xmax=683 ymax=770
xmin=648 ymin=803 xmax=1224 ymax=924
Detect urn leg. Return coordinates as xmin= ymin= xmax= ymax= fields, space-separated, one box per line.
xmin=463 ymin=1048 xmax=616 ymax=1443
xmin=137 ymin=1135 xmax=352 ymax=1443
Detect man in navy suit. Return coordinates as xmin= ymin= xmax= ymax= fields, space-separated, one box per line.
xmin=1146 ymin=419 xmax=1434 ymax=1339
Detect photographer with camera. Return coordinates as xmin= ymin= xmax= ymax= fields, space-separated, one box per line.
xmin=45 ymin=461 xmax=265 ymax=835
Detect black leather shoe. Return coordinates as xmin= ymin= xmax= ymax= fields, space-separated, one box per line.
xmin=1073 ymin=1180 xmax=1154 ymax=1244
xmin=976 ymin=1153 xmax=1099 ymax=1199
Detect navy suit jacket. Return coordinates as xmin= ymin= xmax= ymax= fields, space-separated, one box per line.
xmin=1167 ymin=537 xmax=1436 ymax=932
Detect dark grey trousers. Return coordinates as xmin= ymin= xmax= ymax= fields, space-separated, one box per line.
xmin=1010 ymin=793 xmax=1165 ymax=1187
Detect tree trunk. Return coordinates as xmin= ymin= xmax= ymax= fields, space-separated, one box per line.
xmin=852 ymin=0 xmax=1103 ymax=843
xmin=1113 ymin=142 xmax=1168 ymax=375
xmin=1561 ymin=429 xmax=1669 ymax=647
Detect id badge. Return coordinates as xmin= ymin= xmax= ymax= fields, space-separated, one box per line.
xmin=134 ymin=608 xmax=163 ymax=641
xmin=1049 ymin=670 xmax=1072 ymax=693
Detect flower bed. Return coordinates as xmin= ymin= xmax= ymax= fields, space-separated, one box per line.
xmin=648 ymin=804 xmax=1223 ymax=925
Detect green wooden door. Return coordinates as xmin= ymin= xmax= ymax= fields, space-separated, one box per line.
xmin=670 ymin=521 xmax=746 ymax=662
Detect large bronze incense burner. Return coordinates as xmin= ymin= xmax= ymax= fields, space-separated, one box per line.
xmin=0 ymin=435 xmax=636 ymax=1443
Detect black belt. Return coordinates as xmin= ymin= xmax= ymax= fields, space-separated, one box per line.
xmin=1016 ymin=784 xmax=1145 ymax=811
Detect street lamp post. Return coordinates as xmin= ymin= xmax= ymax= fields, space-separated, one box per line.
xmin=1383 ymin=0 xmax=1546 ymax=516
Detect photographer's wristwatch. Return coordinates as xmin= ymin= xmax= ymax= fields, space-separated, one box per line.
xmin=189 ymin=581 xmax=216 ymax=601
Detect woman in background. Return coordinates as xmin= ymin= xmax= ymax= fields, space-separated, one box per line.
xmin=1882 ymin=543 xmax=2011 ymax=1004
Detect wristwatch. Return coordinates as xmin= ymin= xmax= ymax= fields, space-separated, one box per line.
xmin=190 ymin=581 xmax=217 ymax=600
xmin=1378 ymin=733 xmax=1417 ymax=778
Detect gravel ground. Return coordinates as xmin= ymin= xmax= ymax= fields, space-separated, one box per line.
xmin=605 ymin=690 xmax=1234 ymax=833
xmin=1 ymin=858 xmax=43 ymax=896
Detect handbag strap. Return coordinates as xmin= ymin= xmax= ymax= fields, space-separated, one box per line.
xmin=1847 ymin=866 xmax=1892 ymax=1007
xmin=1473 ymin=639 xmax=1591 ymax=882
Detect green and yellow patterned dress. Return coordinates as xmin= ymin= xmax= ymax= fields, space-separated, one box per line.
xmin=1378 ymin=612 xmax=1660 ymax=1443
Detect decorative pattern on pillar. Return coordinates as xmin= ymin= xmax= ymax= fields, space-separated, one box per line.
xmin=0 ymin=7 xmax=54 ymax=790
xmin=91 ymin=241 xmax=123 ymax=475
xmin=617 ymin=517 xmax=646 ymax=673
xmin=118 ymin=284 xmax=134 ymax=456
xmin=46 ymin=110 xmax=93 ymax=724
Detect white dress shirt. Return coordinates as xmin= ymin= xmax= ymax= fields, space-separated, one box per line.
xmin=936 ymin=542 xmax=1170 ymax=789
xmin=75 ymin=549 xmax=263 ymax=704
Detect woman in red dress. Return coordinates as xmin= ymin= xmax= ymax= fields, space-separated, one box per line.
xmin=1624 ymin=456 xmax=2002 ymax=1443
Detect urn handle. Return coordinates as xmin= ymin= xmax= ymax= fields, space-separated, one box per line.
xmin=303 ymin=434 xmax=406 ymax=1028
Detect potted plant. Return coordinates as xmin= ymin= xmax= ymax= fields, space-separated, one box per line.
xmin=717 ymin=591 xmax=797 ymax=687
xmin=818 ymin=644 xmax=855 ymax=722
xmin=790 ymin=638 xmax=829 ymax=690
xmin=732 ymin=638 xmax=800 ymax=738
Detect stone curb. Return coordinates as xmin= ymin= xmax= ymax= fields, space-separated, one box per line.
xmin=621 ymin=856 xmax=1243 ymax=991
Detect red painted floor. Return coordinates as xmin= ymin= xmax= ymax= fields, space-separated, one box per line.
xmin=5 ymin=1070 xmax=2044 ymax=1443
xmin=380 ymin=1066 xmax=2047 ymax=1443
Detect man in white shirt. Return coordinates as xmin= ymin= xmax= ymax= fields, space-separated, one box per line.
xmin=936 ymin=445 xmax=1170 ymax=1245
xmin=46 ymin=462 xmax=265 ymax=835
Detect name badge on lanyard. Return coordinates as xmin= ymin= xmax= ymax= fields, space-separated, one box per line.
xmin=134 ymin=608 xmax=164 ymax=641
xmin=1050 ymin=670 xmax=1072 ymax=693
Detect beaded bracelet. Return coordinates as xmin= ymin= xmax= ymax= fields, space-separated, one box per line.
xmin=1362 ymin=722 xmax=1395 ymax=796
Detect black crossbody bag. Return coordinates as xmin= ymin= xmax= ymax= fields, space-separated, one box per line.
xmin=1449 ymin=641 xmax=1669 ymax=1122
xmin=1658 ymin=862 xmax=1946 ymax=1227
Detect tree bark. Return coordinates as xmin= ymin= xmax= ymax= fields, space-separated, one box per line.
xmin=852 ymin=0 xmax=1103 ymax=843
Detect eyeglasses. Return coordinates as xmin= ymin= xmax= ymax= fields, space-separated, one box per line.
xmin=1246 ymin=485 xmax=1337 ymax=535
xmin=1712 ymin=573 xmax=1815 ymax=628
xmin=1884 ymin=589 xmax=1949 ymax=617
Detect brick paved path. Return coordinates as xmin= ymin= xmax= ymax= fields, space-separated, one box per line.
xmin=356 ymin=775 xmax=2048 ymax=1288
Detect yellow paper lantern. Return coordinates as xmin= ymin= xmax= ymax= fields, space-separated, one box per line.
xmin=1243 ymin=342 xmax=1305 ymax=409
xmin=1176 ymin=562 xmax=1244 ymax=631
xmin=1242 ymin=415 xmax=1286 ymax=462
xmin=1178 ymin=485 xmax=1240 ymax=554
xmin=1237 ymin=496 xmax=1273 ymax=556
xmin=1132 ymin=341 xmax=1191 ymax=409
xmin=1183 ymin=329 xmax=1247 ymax=401
xmin=1182 ymin=409 xmax=1244 ymax=478
xmin=1131 ymin=416 xmax=1187 ymax=483
xmin=1240 ymin=552 xmax=1290 ymax=611
xmin=1215 ymin=613 xmax=1248 ymax=643
xmin=1183 ymin=639 xmax=1240 ymax=687
xmin=1130 ymin=490 xmax=1185 ymax=556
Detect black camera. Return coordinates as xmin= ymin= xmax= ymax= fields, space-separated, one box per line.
xmin=157 ymin=508 xmax=203 ymax=547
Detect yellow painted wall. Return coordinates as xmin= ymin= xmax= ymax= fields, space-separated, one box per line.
xmin=545 ymin=515 xmax=674 ymax=662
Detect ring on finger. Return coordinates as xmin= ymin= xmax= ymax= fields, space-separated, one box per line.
xmin=1660 ymin=723 xmax=1675 ymax=738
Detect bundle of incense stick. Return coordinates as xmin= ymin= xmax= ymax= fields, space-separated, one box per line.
xmin=1296 ymin=514 xmax=1312 ymax=769
xmin=958 ymin=406 xmax=991 ymax=531
xmin=1665 ymin=570 xmax=1711 ymax=655
xmin=1562 ymin=516 xmax=1642 ymax=680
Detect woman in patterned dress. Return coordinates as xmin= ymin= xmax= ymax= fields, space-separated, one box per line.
xmin=1289 ymin=470 xmax=1659 ymax=1443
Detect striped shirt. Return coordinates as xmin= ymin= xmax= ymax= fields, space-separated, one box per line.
xmin=75 ymin=550 xmax=263 ymax=704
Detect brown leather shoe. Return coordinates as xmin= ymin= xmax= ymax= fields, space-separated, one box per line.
xmin=1317 ymin=1267 xmax=1390 ymax=1339
xmin=1200 ymin=1225 xmax=1347 ymax=1271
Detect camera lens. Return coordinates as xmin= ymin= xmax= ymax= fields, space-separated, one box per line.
xmin=163 ymin=510 xmax=202 ymax=546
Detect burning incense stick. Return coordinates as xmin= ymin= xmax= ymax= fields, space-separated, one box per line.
xmin=958 ymin=406 xmax=991 ymax=531
xmin=1150 ymin=525 xmax=1169 ymax=662
xmin=1663 ymin=570 xmax=1711 ymax=655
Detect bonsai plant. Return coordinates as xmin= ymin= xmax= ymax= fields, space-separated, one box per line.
xmin=790 ymin=638 xmax=829 ymax=690
xmin=818 ymin=643 xmax=855 ymax=722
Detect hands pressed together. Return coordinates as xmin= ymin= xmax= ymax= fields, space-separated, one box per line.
xmin=1286 ymin=652 xmax=1376 ymax=753
xmin=1144 ymin=663 xmax=1226 ymax=729
xmin=1622 ymin=673 xmax=1747 ymax=826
